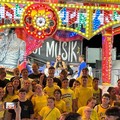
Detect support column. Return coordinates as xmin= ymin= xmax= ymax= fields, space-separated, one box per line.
xmin=102 ymin=28 xmax=113 ymax=84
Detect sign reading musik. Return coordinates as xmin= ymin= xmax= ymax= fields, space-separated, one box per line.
xmin=29 ymin=38 xmax=81 ymax=64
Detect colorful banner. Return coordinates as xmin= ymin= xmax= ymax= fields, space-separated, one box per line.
xmin=1 ymin=2 xmax=120 ymax=40
xmin=53 ymin=30 xmax=83 ymax=42
xmin=0 ymin=28 xmax=82 ymax=70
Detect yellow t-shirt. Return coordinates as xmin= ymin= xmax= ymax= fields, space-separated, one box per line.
xmin=0 ymin=101 xmax=4 ymax=119
xmin=4 ymin=94 xmax=18 ymax=102
xmin=82 ymin=117 xmax=93 ymax=120
xmin=77 ymin=106 xmax=99 ymax=120
xmin=14 ymin=90 xmax=19 ymax=95
xmin=92 ymin=87 xmax=102 ymax=105
xmin=75 ymin=86 xmax=93 ymax=108
xmin=94 ymin=104 xmax=110 ymax=120
xmin=31 ymin=94 xmax=48 ymax=118
xmin=71 ymin=87 xmax=76 ymax=93
xmin=43 ymin=85 xmax=60 ymax=97
xmin=39 ymin=106 xmax=61 ymax=120
xmin=61 ymin=88 xmax=76 ymax=112
xmin=76 ymin=75 xmax=93 ymax=87
xmin=26 ymin=90 xmax=33 ymax=100
xmin=55 ymin=99 xmax=66 ymax=113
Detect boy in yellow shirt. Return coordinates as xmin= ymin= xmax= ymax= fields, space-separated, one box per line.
xmin=76 ymin=68 xmax=92 ymax=87
xmin=94 ymin=93 xmax=110 ymax=120
xmin=38 ymin=97 xmax=61 ymax=120
xmin=43 ymin=77 xmax=60 ymax=97
xmin=61 ymin=78 xmax=76 ymax=112
xmin=75 ymin=76 xmax=93 ymax=108
xmin=92 ymin=77 xmax=102 ymax=105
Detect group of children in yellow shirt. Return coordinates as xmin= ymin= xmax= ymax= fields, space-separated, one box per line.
xmin=1 ymin=66 xmax=120 ymax=120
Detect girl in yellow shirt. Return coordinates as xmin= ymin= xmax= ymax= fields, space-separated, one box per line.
xmin=54 ymin=89 xmax=66 ymax=113
xmin=71 ymin=80 xmax=80 ymax=92
xmin=3 ymin=82 xmax=18 ymax=102
xmin=3 ymin=82 xmax=18 ymax=119
xmin=31 ymin=84 xmax=48 ymax=119
xmin=12 ymin=77 xmax=21 ymax=95
xmin=107 ymin=87 xmax=117 ymax=106
xmin=61 ymin=78 xmax=76 ymax=112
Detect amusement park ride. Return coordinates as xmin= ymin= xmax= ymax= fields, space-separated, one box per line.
xmin=0 ymin=0 xmax=120 ymax=84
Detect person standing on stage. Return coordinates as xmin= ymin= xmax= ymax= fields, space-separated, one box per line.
xmin=77 ymin=55 xmax=87 ymax=77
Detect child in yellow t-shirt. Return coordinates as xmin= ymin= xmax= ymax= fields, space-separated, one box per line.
xmin=94 ymin=93 xmax=110 ymax=120
xmin=61 ymin=78 xmax=76 ymax=112
xmin=71 ymin=80 xmax=80 ymax=92
xmin=82 ymin=106 xmax=93 ymax=120
xmin=3 ymin=82 xmax=18 ymax=102
xmin=54 ymin=89 xmax=66 ymax=113
xmin=77 ymin=97 xmax=98 ymax=120
xmin=75 ymin=76 xmax=93 ymax=108
xmin=12 ymin=76 xmax=21 ymax=95
xmin=107 ymin=87 xmax=117 ymax=106
xmin=43 ymin=77 xmax=60 ymax=97
xmin=92 ymin=77 xmax=102 ymax=105
xmin=31 ymin=84 xmax=48 ymax=118
xmin=38 ymin=97 xmax=61 ymax=120
xmin=76 ymin=68 xmax=93 ymax=87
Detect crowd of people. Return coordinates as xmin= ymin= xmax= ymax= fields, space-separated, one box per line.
xmin=0 ymin=55 xmax=120 ymax=120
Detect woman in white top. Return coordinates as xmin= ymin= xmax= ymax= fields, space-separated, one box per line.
xmin=44 ymin=62 xmax=51 ymax=77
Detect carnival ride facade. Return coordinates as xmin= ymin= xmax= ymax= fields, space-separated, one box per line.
xmin=0 ymin=0 xmax=120 ymax=83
